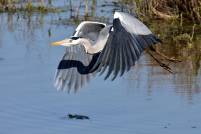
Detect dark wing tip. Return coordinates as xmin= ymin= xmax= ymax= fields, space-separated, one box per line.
xmin=90 ymin=17 xmax=162 ymax=81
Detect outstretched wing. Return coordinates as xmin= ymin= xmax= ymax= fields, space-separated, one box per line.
xmin=54 ymin=21 xmax=106 ymax=92
xmin=91 ymin=12 xmax=161 ymax=80
xmin=54 ymin=45 xmax=98 ymax=92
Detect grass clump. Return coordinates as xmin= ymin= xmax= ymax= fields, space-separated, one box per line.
xmin=0 ymin=0 xmax=17 ymax=12
xmin=119 ymin=0 xmax=201 ymax=24
xmin=0 ymin=0 xmax=58 ymax=13
xmin=24 ymin=2 xmax=53 ymax=13
xmin=25 ymin=2 xmax=33 ymax=12
xmin=173 ymin=33 xmax=192 ymax=45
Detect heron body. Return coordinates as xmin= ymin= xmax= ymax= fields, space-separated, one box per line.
xmin=52 ymin=11 xmax=161 ymax=91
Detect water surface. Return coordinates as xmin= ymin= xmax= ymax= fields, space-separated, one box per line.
xmin=0 ymin=0 xmax=201 ymax=134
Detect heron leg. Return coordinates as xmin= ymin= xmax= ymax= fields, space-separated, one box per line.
xmin=147 ymin=50 xmax=174 ymax=73
xmin=149 ymin=46 xmax=182 ymax=63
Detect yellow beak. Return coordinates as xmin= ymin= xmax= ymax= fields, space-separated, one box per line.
xmin=51 ymin=39 xmax=67 ymax=46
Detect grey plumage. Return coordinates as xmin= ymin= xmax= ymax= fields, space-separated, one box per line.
xmin=53 ymin=11 xmax=161 ymax=91
xmin=74 ymin=21 xmax=106 ymax=42
xmin=91 ymin=18 xmax=160 ymax=80
xmin=54 ymin=45 xmax=94 ymax=91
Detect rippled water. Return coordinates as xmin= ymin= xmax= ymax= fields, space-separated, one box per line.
xmin=0 ymin=0 xmax=201 ymax=134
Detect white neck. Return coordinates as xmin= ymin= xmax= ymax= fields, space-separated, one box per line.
xmin=80 ymin=38 xmax=107 ymax=54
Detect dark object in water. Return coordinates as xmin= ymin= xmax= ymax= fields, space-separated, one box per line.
xmin=68 ymin=114 xmax=90 ymax=120
xmin=192 ymin=126 xmax=197 ymax=128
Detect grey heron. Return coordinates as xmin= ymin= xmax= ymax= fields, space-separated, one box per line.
xmin=52 ymin=11 xmax=161 ymax=91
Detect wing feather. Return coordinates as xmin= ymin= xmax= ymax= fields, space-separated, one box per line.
xmin=118 ymin=44 xmax=124 ymax=76
xmin=104 ymin=47 xmax=116 ymax=80
xmin=54 ymin=45 xmax=96 ymax=92
xmin=111 ymin=46 xmax=121 ymax=80
xmin=91 ymin=12 xmax=161 ymax=80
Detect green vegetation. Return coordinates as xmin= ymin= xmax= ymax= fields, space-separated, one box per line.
xmin=0 ymin=0 xmax=58 ymax=13
xmin=119 ymin=0 xmax=201 ymax=44
xmin=120 ymin=0 xmax=201 ymax=23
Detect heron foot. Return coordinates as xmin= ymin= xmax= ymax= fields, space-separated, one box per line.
xmin=149 ymin=46 xmax=182 ymax=63
xmin=147 ymin=50 xmax=174 ymax=73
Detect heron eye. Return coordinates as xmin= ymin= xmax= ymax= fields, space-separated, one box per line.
xmin=71 ymin=36 xmax=79 ymax=40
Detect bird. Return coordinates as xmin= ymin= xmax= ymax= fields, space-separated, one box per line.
xmin=52 ymin=11 xmax=161 ymax=92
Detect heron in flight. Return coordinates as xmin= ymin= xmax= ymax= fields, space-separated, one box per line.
xmin=52 ymin=12 xmax=161 ymax=91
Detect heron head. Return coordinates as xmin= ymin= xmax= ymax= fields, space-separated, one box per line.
xmin=51 ymin=37 xmax=80 ymax=47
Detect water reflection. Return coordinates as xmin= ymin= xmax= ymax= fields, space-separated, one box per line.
xmin=0 ymin=0 xmax=200 ymax=99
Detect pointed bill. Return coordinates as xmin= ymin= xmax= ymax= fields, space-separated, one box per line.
xmin=51 ymin=39 xmax=69 ymax=46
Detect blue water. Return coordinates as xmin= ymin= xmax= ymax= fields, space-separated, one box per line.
xmin=0 ymin=0 xmax=201 ymax=134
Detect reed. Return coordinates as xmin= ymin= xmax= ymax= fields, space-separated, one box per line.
xmin=120 ymin=0 xmax=201 ymax=23
xmin=0 ymin=0 xmax=57 ymax=13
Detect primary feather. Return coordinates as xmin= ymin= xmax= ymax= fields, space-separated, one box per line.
xmin=54 ymin=11 xmax=161 ymax=91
